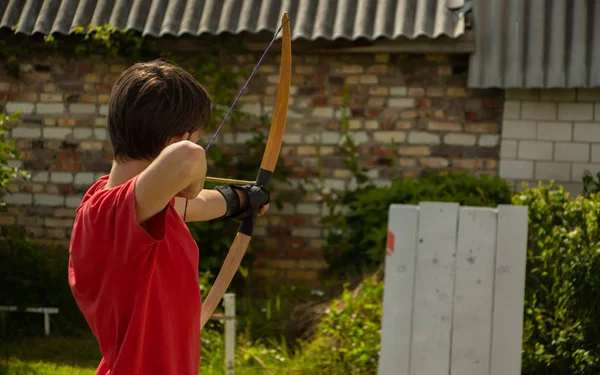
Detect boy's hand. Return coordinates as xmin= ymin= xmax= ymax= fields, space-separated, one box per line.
xmin=232 ymin=184 xmax=270 ymax=219
xmin=214 ymin=184 xmax=270 ymax=220
xmin=257 ymin=203 xmax=270 ymax=217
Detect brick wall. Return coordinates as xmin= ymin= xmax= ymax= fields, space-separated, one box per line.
xmin=499 ymin=89 xmax=600 ymax=196
xmin=1 ymin=51 xmax=503 ymax=283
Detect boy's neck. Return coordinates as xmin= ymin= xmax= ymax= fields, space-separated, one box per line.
xmin=106 ymin=159 xmax=151 ymax=189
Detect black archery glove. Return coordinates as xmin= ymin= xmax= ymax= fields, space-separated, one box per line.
xmin=215 ymin=184 xmax=270 ymax=220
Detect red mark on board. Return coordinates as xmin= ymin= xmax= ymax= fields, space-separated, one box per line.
xmin=386 ymin=231 xmax=395 ymax=256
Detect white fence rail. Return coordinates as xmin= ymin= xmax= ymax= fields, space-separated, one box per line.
xmin=378 ymin=202 xmax=528 ymax=375
xmin=0 ymin=305 xmax=59 ymax=336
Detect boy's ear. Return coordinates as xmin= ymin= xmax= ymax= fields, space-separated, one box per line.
xmin=167 ymin=132 xmax=190 ymax=145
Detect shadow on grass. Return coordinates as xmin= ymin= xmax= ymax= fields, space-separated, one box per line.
xmin=0 ymin=335 xmax=101 ymax=375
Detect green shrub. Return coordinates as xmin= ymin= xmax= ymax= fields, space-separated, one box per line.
xmin=323 ymin=172 xmax=514 ymax=275
xmin=0 ymin=234 xmax=88 ymax=338
xmin=0 ymin=111 xmax=29 ymax=209
xmin=291 ymin=275 xmax=382 ymax=375
xmin=515 ymin=182 xmax=600 ymax=374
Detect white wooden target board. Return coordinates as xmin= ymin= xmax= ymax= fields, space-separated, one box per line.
xmin=377 ymin=202 xmax=528 ymax=375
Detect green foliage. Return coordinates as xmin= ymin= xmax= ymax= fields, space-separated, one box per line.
xmin=295 ymin=277 xmax=382 ymax=375
xmin=515 ymin=182 xmax=600 ymax=374
xmin=0 ymin=233 xmax=88 ymax=338
xmin=582 ymin=170 xmax=600 ymax=197
xmin=323 ymin=172 xmax=514 ymax=275
xmin=43 ymin=25 xmax=156 ymax=62
xmin=0 ymin=39 xmax=23 ymax=78
xmin=0 ymin=111 xmax=29 ymax=209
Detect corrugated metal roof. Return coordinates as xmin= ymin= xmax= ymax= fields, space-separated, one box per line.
xmin=0 ymin=0 xmax=466 ymax=40
xmin=468 ymin=0 xmax=600 ymax=88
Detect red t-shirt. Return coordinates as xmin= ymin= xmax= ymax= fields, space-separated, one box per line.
xmin=68 ymin=175 xmax=201 ymax=375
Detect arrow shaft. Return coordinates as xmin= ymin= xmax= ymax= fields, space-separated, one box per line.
xmin=205 ymin=176 xmax=255 ymax=185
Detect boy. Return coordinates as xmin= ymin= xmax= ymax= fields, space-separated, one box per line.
xmin=68 ymin=59 xmax=270 ymax=374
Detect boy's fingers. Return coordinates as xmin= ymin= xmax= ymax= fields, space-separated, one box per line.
xmin=258 ymin=203 xmax=270 ymax=217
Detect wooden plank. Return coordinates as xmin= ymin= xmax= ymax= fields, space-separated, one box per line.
xmin=378 ymin=204 xmax=420 ymax=375
xmin=410 ymin=202 xmax=460 ymax=375
xmin=490 ymin=205 xmax=528 ymax=375
xmin=450 ymin=207 xmax=497 ymax=375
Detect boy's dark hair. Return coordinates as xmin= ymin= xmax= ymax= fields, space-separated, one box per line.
xmin=107 ymin=59 xmax=212 ymax=161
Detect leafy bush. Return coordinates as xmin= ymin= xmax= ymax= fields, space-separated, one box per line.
xmin=323 ymin=173 xmax=514 ymax=275
xmin=0 ymin=234 xmax=88 ymax=338
xmin=0 ymin=111 xmax=29 ymax=209
xmin=516 ymin=182 xmax=600 ymax=374
xmin=294 ymin=275 xmax=383 ymax=375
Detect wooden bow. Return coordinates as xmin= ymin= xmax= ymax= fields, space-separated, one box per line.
xmin=200 ymin=12 xmax=291 ymax=329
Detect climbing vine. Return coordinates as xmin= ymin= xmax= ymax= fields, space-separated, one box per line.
xmin=1 ymin=24 xmax=293 ymax=284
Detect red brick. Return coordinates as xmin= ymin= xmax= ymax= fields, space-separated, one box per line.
xmin=452 ymin=159 xmax=480 ymax=169
xmin=475 ymin=147 xmax=499 ymax=158
xmin=283 ymin=216 xmax=306 ymax=226
xmin=398 ymin=146 xmax=431 ymax=156
xmin=426 ymin=87 xmax=445 ymax=97
xmin=435 ymin=145 xmax=465 ymax=157
xmin=408 ymin=87 xmax=425 ymax=97
xmin=21 ymin=184 xmax=45 ymax=193
xmin=98 ymin=85 xmax=113 ymax=94
xmin=420 ymin=157 xmax=449 ymax=168
xmin=313 ymin=96 xmax=328 ymax=106
xmin=268 ymin=226 xmax=292 ymax=236
xmin=282 ymin=239 xmax=306 ymax=249
xmin=58 ymin=185 xmax=77 ymax=194
xmin=367 ymin=109 xmax=381 ymax=118
xmin=26 ymin=227 xmax=45 ymax=237
xmin=428 ymin=121 xmax=461 ymax=132
xmin=371 ymin=146 xmax=394 ymax=156
xmin=465 ymin=111 xmax=478 ymax=121
xmin=486 ymin=159 xmax=498 ymax=169
xmin=286 ymin=250 xmax=317 ymax=260
xmin=465 ymin=122 xmax=499 ymax=133
xmin=77 ymin=64 xmax=93 ymax=73
xmin=483 ymin=98 xmax=501 ymax=108
xmin=58 ymin=118 xmax=76 ymax=127
xmin=53 ymin=161 xmax=82 ymax=172
xmin=400 ymin=110 xmax=418 ymax=119
xmin=286 ymin=269 xmax=319 ymax=281
xmin=20 ymin=92 xmax=39 ymax=101
xmin=447 ymin=87 xmax=468 ymax=97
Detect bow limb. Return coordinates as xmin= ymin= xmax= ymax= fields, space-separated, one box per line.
xmin=200 ymin=12 xmax=291 ymax=329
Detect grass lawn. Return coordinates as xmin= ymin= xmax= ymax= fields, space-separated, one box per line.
xmin=0 ymin=336 xmax=100 ymax=375
xmin=0 ymin=334 xmax=292 ymax=375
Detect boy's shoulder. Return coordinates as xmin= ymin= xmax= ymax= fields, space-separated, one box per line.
xmin=77 ymin=174 xmax=131 ymax=213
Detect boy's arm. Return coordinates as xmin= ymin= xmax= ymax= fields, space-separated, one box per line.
xmin=135 ymin=141 xmax=207 ymax=224
xmin=173 ymin=189 xmax=247 ymax=222
xmin=174 ymin=186 xmax=269 ymax=222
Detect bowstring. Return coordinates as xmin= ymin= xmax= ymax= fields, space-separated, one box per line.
xmin=183 ymin=18 xmax=290 ymax=222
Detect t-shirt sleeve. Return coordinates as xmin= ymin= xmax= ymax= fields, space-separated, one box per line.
xmin=84 ymin=174 xmax=167 ymax=261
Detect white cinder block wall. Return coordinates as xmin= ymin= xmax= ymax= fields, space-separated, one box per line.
xmin=499 ymin=89 xmax=600 ymax=196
